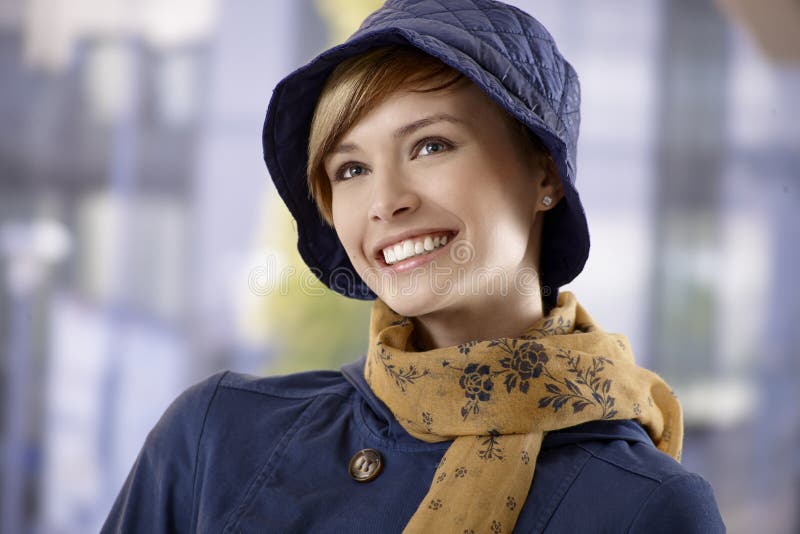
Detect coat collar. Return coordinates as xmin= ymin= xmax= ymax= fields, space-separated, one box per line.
xmin=341 ymin=356 xmax=655 ymax=449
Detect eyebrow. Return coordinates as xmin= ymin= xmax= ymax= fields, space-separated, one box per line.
xmin=329 ymin=113 xmax=464 ymax=155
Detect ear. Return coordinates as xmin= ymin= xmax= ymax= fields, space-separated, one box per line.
xmin=535 ymin=156 xmax=564 ymax=212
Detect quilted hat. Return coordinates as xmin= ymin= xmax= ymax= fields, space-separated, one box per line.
xmin=263 ymin=0 xmax=589 ymax=310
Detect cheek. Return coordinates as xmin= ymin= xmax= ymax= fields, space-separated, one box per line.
xmin=331 ymin=202 xmax=363 ymax=260
xmin=476 ymin=167 xmax=538 ymax=233
xmin=494 ymin=190 xmax=537 ymax=237
xmin=465 ymin=192 xmax=535 ymax=266
xmin=334 ymin=223 xmax=361 ymax=257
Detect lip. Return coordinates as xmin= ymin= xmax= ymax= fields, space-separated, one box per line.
xmin=380 ymin=236 xmax=457 ymax=273
xmin=371 ymin=228 xmax=459 ymax=262
xmin=372 ymin=228 xmax=460 ymax=273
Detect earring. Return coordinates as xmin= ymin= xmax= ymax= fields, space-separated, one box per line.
xmin=541 ymin=195 xmax=553 ymax=207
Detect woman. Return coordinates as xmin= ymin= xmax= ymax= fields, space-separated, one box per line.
xmin=104 ymin=1 xmax=725 ymax=532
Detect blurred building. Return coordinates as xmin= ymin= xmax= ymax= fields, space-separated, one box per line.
xmin=0 ymin=0 xmax=797 ymax=533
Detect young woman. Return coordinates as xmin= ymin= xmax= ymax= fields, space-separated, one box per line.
xmin=104 ymin=1 xmax=726 ymax=532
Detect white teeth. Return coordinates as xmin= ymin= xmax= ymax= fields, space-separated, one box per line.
xmin=381 ymin=232 xmax=454 ymax=265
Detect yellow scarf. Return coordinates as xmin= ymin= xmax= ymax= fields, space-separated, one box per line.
xmin=364 ymin=291 xmax=682 ymax=533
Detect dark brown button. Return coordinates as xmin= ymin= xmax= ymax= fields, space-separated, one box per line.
xmin=348 ymin=448 xmax=383 ymax=482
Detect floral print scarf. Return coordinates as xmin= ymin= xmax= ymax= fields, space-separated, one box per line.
xmin=364 ymin=291 xmax=682 ymax=534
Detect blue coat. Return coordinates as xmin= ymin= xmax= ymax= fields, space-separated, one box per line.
xmin=102 ymin=357 xmax=725 ymax=532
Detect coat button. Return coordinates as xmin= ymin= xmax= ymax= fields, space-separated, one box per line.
xmin=348 ymin=448 xmax=383 ymax=482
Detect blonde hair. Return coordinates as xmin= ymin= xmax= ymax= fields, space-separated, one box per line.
xmin=307 ymin=45 xmax=547 ymax=226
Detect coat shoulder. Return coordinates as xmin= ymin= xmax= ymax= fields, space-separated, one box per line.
xmin=102 ymin=368 xmax=357 ymax=533
xmin=218 ymin=367 xmax=353 ymax=400
xmin=586 ymin=439 xmax=725 ymax=532
xmin=539 ymin=437 xmax=725 ymax=533
xmin=143 ymin=368 xmax=354 ymax=450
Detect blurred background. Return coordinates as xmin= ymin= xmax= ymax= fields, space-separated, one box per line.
xmin=0 ymin=0 xmax=797 ymax=532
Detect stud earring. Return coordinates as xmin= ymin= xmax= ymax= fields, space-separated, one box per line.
xmin=541 ymin=195 xmax=553 ymax=207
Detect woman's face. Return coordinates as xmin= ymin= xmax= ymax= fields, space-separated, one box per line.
xmin=324 ymin=81 xmax=554 ymax=318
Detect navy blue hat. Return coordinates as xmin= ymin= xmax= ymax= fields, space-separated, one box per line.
xmin=263 ymin=0 xmax=589 ymax=310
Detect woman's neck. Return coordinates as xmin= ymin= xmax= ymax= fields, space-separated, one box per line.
xmin=411 ymin=296 xmax=545 ymax=351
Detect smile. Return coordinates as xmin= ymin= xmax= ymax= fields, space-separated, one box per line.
xmin=382 ymin=231 xmax=454 ymax=265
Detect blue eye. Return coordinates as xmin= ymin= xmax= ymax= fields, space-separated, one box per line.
xmin=336 ymin=163 xmax=368 ymax=181
xmin=416 ymin=139 xmax=451 ymax=157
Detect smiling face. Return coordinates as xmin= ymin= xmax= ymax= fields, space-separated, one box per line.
xmin=322 ymin=79 xmax=562 ymax=318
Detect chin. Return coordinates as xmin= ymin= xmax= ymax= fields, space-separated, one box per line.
xmin=376 ymin=289 xmax=448 ymax=319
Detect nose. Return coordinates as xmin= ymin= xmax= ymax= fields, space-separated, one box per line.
xmin=368 ymin=172 xmax=420 ymax=222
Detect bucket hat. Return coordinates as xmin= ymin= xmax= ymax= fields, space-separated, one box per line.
xmin=263 ymin=0 xmax=589 ymax=310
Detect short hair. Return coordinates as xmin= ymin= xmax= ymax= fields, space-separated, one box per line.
xmin=307 ymin=45 xmax=548 ymax=226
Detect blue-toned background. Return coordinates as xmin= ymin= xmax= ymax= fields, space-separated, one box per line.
xmin=0 ymin=0 xmax=797 ymax=532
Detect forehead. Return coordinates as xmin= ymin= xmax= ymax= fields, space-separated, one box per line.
xmin=338 ymin=81 xmax=502 ymax=140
